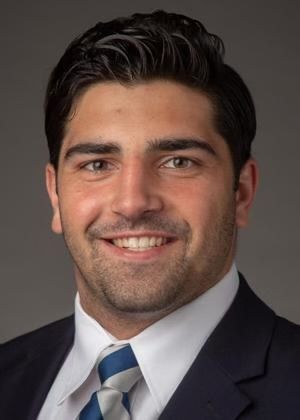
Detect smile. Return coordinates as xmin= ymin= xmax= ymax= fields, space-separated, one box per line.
xmin=111 ymin=236 xmax=168 ymax=251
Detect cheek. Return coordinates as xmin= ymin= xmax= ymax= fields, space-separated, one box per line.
xmin=168 ymin=180 xmax=234 ymax=240
xmin=167 ymin=180 xmax=219 ymax=220
xmin=59 ymin=184 xmax=106 ymax=230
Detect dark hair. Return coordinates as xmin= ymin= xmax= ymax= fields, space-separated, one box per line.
xmin=45 ymin=10 xmax=256 ymax=184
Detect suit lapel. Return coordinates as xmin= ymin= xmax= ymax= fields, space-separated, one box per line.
xmin=159 ymin=351 xmax=251 ymax=420
xmin=159 ymin=276 xmax=276 ymax=420
xmin=27 ymin=326 xmax=74 ymax=419
xmin=0 ymin=316 xmax=74 ymax=420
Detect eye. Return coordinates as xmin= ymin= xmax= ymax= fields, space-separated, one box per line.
xmin=82 ymin=160 xmax=113 ymax=172
xmin=162 ymin=157 xmax=194 ymax=169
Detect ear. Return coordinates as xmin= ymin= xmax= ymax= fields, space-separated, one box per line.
xmin=235 ymin=159 xmax=259 ymax=228
xmin=45 ymin=163 xmax=63 ymax=234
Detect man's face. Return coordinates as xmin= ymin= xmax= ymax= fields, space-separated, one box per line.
xmin=47 ymin=80 xmax=256 ymax=320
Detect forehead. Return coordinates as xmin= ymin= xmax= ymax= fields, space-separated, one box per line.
xmin=62 ymin=80 xmax=227 ymax=154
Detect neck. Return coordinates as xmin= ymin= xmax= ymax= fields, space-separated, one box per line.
xmin=75 ymin=257 xmax=235 ymax=339
xmin=79 ymin=295 xmax=172 ymax=339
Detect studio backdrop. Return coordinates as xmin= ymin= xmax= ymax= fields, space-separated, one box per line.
xmin=1 ymin=0 xmax=299 ymax=342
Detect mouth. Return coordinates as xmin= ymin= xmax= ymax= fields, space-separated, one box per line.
xmin=103 ymin=234 xmax=176 ymax=252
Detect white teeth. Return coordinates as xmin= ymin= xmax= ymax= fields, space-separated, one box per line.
xmin=139 ymin=237 xmax=150 ymax=248
xmin=149 ymin=237 xmax=156 ymax=247
xmin=112 ymin=236 xmax=168 ymax=249
xmin=156 ymin=237 xmax=163 ymax=246
xmin=128 ymin=237 xmax=139 ymax=248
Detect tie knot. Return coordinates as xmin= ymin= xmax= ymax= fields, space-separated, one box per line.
xmin=80 ymin=345 xmax=141 ymax=419
xmin=97 ymin=344 xmax=141 ymax=393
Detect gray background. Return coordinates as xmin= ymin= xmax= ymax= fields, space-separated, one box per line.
xmin=1 ymin=0 xmax=299 ymax=343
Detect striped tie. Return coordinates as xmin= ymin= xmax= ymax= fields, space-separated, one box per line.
xmin=79 ymin=344 xmax=141 ymax=420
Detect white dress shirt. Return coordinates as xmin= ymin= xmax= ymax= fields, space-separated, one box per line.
xmin=38 ymin=264 xmax=239 ymax=420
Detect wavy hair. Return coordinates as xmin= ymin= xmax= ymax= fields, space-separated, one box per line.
xmin=45 ymin=10 xmax=256 ymax=185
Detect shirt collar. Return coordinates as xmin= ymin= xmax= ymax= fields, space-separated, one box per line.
xmin=58 ymin=296 xmax=126 ymax=403
xmin=58 ymin=264 xmax=238 ymax=409
xmin=130 ymin=264 xmax=239 ymax=411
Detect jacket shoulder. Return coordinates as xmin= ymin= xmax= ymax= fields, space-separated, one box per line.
xmin=0 ymin=316 xmax=74 ymax=373
xmin=270 ymin=315 xmax=300 ymax=363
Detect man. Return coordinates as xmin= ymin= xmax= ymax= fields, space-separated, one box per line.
xmin=0 ymin=10 xmax=299 ymax=420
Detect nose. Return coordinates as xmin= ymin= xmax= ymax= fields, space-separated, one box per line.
xmin=111 ymin=160 xmax=164 ymax=220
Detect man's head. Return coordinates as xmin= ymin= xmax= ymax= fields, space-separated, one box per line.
xmin=45 ymin=11 xmax=258 ymax=337
xmin=45 ymin=10 xmax=256 ymax=185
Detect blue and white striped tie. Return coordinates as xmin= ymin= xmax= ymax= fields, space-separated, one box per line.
xmin=79 ymin=344 xmax=141 ymax=420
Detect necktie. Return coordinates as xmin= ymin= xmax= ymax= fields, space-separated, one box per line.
xmin=79 ymin=344 xmax=142 ymax=420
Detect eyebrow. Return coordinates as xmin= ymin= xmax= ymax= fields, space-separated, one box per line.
xmin=64 ymin=142 xmax=121 ymax=160
xmin=146 ymin=138 xmax=217 ymax=156
xmin=63 ymin=137 xmax=217 ymax=160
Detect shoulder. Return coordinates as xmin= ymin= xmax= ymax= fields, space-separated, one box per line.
xmin=238 ymin=275 xmax=300 ymax=367
xmin=0 ymin=316 xmax=74 ymax=372
xmin=243 ymin=315 xmax=300 ymax=416
xmin=269 ymin=315 xmax=300 ymax=366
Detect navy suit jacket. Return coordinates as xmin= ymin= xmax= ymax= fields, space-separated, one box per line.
xmin=1 ymin=276 xmax=300 ymax=419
